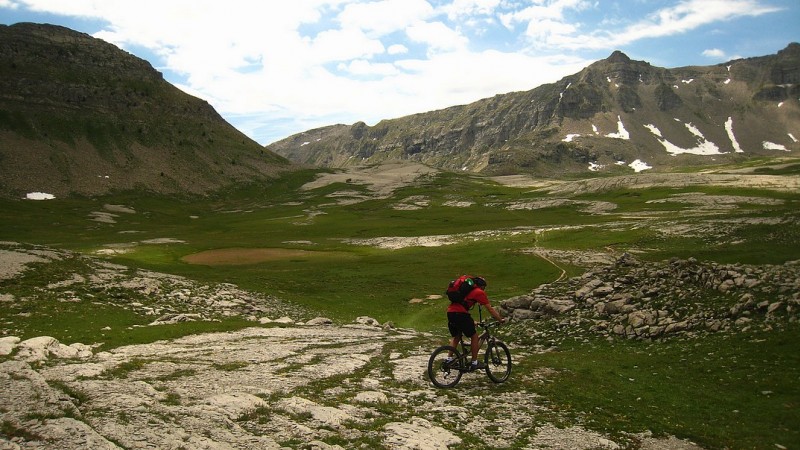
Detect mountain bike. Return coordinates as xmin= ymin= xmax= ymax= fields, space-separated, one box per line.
xmin=427 ymin=319 xmax=512 ymax=388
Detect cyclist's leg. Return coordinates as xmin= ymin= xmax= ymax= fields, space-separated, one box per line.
xmin=470 ymin=333 xmax=479 ymax=361
xmin=456 ymin=315 xmax=478 ymax=363
xmin=446 ymin=312 xmax=462 ymax=357
xmin=449 ymin=335 xmax=460 ymax=356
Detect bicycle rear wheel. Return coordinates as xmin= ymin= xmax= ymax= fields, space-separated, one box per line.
xmin=428 ymin=345 xmax=463 ymax=388
xmin=484 ymin=341 xmax=512 ymax=383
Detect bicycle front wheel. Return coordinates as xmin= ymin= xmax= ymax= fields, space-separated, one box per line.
xmin=484 ymin=341 xmax=512 ymax=383
xmin=428 ymin=345 xmax=463 ymax=388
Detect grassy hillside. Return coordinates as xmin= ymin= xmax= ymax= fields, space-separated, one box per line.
xmin=0 ymin=23 xmax=293 ymax=198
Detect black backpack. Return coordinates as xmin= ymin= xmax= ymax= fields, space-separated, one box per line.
xmin=446 ymin=275 xmax=477 ymax=309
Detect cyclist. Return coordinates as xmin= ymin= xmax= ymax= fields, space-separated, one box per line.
xmin=447 ymin=276 xmax=505 ymax=371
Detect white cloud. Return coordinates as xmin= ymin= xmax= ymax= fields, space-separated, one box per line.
xmin=440 ymin=0 xmax=501 ymax=19
xmin=0 ymin=0 xmax=791 ymax=145
xmin=310 ymin=28 xmax=386 ymax=63
xmin=702 ymin=48 xmax=726 ymax=58
xmin=387 ymin=44 xmax=409 ymax=55
xmin=337 ymin=0 xmax=434 ymax=34
xmin=507 ymin=0 xmax=781 ymax=50
xmin=406 ymin=20 xmax=469 ymax=53
xmin=338 ymin=59 xmax=399 ymax=76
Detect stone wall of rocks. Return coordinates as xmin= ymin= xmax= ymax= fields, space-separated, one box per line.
xmin=499 ymin=253 xmax=800 ymax=340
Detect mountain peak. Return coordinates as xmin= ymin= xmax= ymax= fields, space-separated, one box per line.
xmin=606 ymin=50 xmax=631 ymax=63
xmin=778 ymin=42 xmax=800 ymax=57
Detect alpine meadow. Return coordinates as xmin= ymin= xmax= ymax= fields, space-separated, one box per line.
xmin=0 ymin=22 xmax=799 ymax=450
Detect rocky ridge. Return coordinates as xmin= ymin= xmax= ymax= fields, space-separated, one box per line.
xmin=268 ymin=44 xmax=799 ymax=175
xmin=500 ymin=253 xmax=800 ymax=341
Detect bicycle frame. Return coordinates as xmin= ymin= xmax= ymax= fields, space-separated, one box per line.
xmin=457 ymin=305 xmax=492 ymax=350
xmin=458 ymin=324 xmax=494 ymax=356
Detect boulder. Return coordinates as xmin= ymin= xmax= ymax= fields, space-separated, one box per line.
xmin=767 ymin=302 xmax=783 ymax=315
xmin=354 ymin=391 xmax=388 ymax=404
xmin=0 ymin=336 xmax=20 ymax=356
xmin=664 ymin=321 xmax=690 ymax=334
xmin=305 ymin=317 xmax=334 ymax=326
xmin=355 ymin=316 xmax=380 ymax=327
xmin=627 ymin=310 xmax=657 ymax=328
xmin=592 ymin=285 xmax=615 ymax=297
xmin=502 ymin=295 xmax=534 ymax=309
xmin=15 ymin=336 xmax=90 ymax=361
xmin=512 ymin=309 xmax=541 ymax=320
xmin=148 ymin=313 xmax=202 ymax=326
xmin=574 ymin=279 xmax=603 ymax=299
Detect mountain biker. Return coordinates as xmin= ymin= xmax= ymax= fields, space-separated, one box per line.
xmin=447 ymin=276 xmax=505 ymax=371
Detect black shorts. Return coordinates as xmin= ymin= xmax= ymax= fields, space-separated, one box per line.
xmin=448 ymin=312 xmax=476 ymax=338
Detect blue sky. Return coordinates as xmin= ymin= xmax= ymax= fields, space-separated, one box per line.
xmin=1 ymin=0 xmax=798 ymax=145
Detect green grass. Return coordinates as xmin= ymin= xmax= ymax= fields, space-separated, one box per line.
xmin=1 ymin=170 xmax=797 ymax=333
xmin=754 ymin=164 xmax=800 ymax=175
xmin=516 ymin=324 xmax=800 ymax=449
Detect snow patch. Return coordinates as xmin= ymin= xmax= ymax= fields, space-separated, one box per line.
xmin=588 ymin=162 xmax=604 ymax=172
xmin=558 ymin=82 xmax=571 ymax=100
xmin=725 ymin=117 xmax=744 ymax=153
xmin=300 ymin=141 xmax=310 ymax=146
xmin=26 ymin=192 xmax=55 ymax=200
xmin=643 ymin=124 xmax=662 ymax=138
xmin=763 ymin=141 xmax=789 ymax=151
xmin=628 ymin=159 xmax=652 ymax=172
xmin=563 ymin=134 xmax=580 ymax=142
xmin=789 ymin=133 xmax=798 ymax=143
xmin=644 ymin=121 xmax=723 ymax=155
xmin=605 ymin=116 xmax=630 ymax=140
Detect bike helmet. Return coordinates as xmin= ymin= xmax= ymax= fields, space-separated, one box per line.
xmin=473 ymin=276 xmax=487 ymax=288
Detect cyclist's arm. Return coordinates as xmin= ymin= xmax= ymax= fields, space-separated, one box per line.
xmin=485 ymin=304 xmax=505 ymax=323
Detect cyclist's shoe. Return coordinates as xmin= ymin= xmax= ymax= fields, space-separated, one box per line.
xmin=469 ymin=361 xmax=485 ymax=371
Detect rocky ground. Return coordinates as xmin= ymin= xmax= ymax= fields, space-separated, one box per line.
xmin=0 ymin=243 xmax=714 ymax=450
xmin=499 ymin=252 xmax=800 ymax=341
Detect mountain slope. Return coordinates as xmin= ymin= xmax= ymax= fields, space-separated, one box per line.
xmin=268 ymin=44 xmax=800 ymax=175
xmin=0 ymin=23 xmax=295 ymax=198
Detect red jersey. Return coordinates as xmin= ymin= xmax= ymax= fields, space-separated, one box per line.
xmin=446 ymin=287 xmax=489 ymax=314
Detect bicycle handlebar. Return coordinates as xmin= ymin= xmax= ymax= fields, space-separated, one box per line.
xmin=478 ymin=319 xmax=507 ymax=329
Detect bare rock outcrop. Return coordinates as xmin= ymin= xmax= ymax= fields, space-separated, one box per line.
xmin=501 ymin=254 xmax=800 ymax=340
